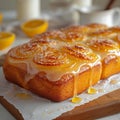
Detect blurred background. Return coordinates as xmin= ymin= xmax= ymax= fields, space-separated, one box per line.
xmin=0 ymin=0 xmax=120 ymax=27
xmin=0 ymin=0 xmax=120 ymax=11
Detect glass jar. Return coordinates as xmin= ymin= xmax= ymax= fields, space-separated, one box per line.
xmin=16 ymin=0 xmax=41 ymax=21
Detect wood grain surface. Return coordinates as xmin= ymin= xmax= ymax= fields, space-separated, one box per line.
xmin=0 ymin=89 xmax=120 ymax=120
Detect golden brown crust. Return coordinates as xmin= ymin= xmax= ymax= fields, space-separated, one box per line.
xmin=3 ymin=56 xmax=28 ymax=89
xmin=3 ymin=23 xmax=120 ymax=101
xmin=28 ymin=64 xmax=101 ymax=102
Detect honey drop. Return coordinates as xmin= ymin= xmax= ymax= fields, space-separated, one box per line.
xmin=87 ymin=87 xmax=97 ymax=94
xmin=15 ymin=93 xmax=32 ymax=99
xmin=110 ymin=79 xmax=118 ymax=85
xmin=71 ymin=96 xmax=82 ymax=103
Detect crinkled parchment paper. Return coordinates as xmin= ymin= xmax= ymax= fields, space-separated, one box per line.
xmin=0 ymin=68 xmax=120 ymax=120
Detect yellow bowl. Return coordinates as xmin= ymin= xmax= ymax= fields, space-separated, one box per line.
xmin=21 ymin=19 xmax=48 ymax=37
xmin=0 ymin=32 xmax=15 ymax=50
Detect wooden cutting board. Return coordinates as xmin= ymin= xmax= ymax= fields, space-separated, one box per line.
xmin=0 ymin=89 xmax=120 ymax=120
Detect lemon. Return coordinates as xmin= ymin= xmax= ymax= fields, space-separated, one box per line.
xmin=21 ymin=19 xmax=48 ymax=37
xmin=0 ymin=32 xmax=15 ymax=50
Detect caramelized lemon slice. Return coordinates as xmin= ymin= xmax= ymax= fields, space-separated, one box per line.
xmin=33 ymin=48 xmax=67 ymax=66
xmin=64 ymin=44 xmax=97 ymax=61
xmin=0 ymin=32 xmax=15 ymax=50
xmin=87 ymin=38 xmax=119 ymax=52
xmin=21 ymin=19 xmax=48 ymax=37
xmin=9 ymin=42 xmax=39 ymax=59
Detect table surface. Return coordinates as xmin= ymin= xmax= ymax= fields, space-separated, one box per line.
xmin=0 ymin=103 xmax=120 ymax=120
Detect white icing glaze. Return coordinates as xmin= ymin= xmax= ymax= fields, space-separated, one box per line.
xmin=8 ymin=43 xmax=102 ymax=82
xmin=24 ymin=61 xmax=39 ymax=81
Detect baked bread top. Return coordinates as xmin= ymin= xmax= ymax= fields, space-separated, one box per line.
xmin=6 ymin=23 xmax=110 ymax=83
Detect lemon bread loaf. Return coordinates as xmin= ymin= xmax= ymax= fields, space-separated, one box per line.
xmin=3 ymin=23 xmax=120 ymax=101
